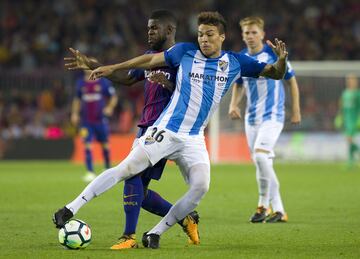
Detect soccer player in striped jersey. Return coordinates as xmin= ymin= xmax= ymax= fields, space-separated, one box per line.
xmin=71 ymin=71 xmax=118 ymax=182
xmin=62 ymin=10 xmax=200 ymax=249
xmin=229 ymin=16 xmax=301 ymax=223
xmin=54 ymin=11 xmax=289 ymax=248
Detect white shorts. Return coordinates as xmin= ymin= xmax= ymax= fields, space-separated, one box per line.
xmin=245 ymin=120 xmax=283 ymax=157
xmin=138 ymin=126 xmax=210 ymax=183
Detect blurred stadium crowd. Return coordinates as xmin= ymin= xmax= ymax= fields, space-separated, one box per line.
xmin=0 ymin=0 xmax=359 ymax=140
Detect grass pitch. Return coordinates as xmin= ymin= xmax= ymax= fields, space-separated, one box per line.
xmin=0 ymin=161 xmax=359 ymax=258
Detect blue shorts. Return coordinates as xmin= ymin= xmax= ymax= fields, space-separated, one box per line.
xmin=80 ymin=123 xmax=109 ymax=144
xmin=137 ymin=126 xmax=167 ymax=181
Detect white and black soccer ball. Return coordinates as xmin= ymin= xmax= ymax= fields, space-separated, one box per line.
xmin=58 ymin=219 xmax=91 ymax=249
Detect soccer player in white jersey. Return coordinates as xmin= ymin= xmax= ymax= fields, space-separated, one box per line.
xmin=53 ymin=12 xmax=289 ymax=248
xmin=229 ymin=16 xmax=301 ymax=223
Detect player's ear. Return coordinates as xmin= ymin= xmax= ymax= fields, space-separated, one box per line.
xmin=220 ymin=33 xmax=225 ymax=43
xmin=167 ymin=25 xmax=174 ymax=35
xmin=261 ymin=31 xmax=265 ymax=41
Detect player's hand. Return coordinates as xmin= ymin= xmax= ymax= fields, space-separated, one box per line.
xmin=89 ymin=65 xmax=115 ymax=80
xmin=103 ymin=106 xmax=114 ymax=117
xmin=229 ymin=106 xmax=241 ymax=120
xmin=71 ymin=113 xmax=80 ymax=126
xmin=148 ymin=72 xmax=175 ymax=92
xmin=267 ymin=38 xmax=288 ymax=60
xmin=291 ymin=111 xmax=301 ymax=124
xmin=64 ymin=48 xmax=91 ymax=70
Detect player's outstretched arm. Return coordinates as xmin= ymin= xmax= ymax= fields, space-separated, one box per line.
xmin=89 ymin=52 xmax=166 ymax=80
xmin=64 ymin=48 xmax=139 ymax=86
xmin=259 ymin=38 xmax=288 ymax=79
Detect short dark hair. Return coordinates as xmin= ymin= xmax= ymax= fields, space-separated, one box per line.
xmin=197 ymin=11 xmax=226 ymax=34
xmin=150 ymin=10 xmax=177 ymax=27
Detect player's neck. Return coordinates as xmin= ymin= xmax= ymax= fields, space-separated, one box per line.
xmin=208 ymin=50 xmax=222 ymax=58
xmin=161 ymin=40 xmax=176 ymax=51
xmin=248 ymin=43 xmax=264 ymax=55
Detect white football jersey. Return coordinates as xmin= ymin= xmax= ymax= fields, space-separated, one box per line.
xmin=154 ymin=43 xmax=267 ymax=136
xmin=238 ymin=45 xmax=295 ymax=125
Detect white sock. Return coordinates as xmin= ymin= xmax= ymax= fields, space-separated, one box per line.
xmin=254 ymin=152 xmax=272 ymax=208
xmin=148 ymin=163 xmax=210 ymax=235
xmin=268 ymin=159 xmax=285 ymax=213
xmin=66 ymin=147 xmax=150 ymax=214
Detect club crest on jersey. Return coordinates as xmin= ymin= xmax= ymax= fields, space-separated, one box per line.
xmin=144 ymin=136 xmax=155 ymax=145
xmin=219 ymin=60 xmax=228 ymax=72
xmin=94 ymin=84 xmax=101 ymax=92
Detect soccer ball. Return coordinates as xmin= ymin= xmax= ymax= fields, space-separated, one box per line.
xmin=58 ymin=219 xmax=91 ymax=249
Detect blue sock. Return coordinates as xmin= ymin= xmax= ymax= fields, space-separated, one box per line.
xmin=85 ymin=148 xmax=93 ymax=172
xmin=123 ymin=175 xmax=144 ymax=235
xmin=141 ymin=189 xmax=172 ymax=217
xmin=102 ymin=146 xmax=110 ymax=169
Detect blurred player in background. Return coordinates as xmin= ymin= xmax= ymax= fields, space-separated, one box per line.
xmin=64 ymin=10 xmax=200 ymax=249
xmin=71 ymin=70 xmax=118 ymax=182
xmin=338 ymin=74 xmax=360 ymax=168
xmin=54 ymin=11 xmax=289 ymax=249
xmin=229 ymin=16 xmax=301 ymax=223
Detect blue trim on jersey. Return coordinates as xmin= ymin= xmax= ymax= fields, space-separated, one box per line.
xmin=189 ymin=58 xmax=217 ymax=135
xmin=248 ymin=78 xmax=258 ymax=124
xmin=164 ymin=43 xmax=198 ymax=68
xmin=276 ymin=84 xmax=285 ymax=122
xmin=221 ymin=78 xmax=236 ymax=98
xmin=284 ymin=61 xmax=295 ymax=80
xmin=263 ymin=53 xmax=275 ymax=121
xmin=165 ymin=53 xmax=195 ymax=132
xmin=233 ymin=52 xmax=266 ymax=78
xmin=154 ymin=94 xmax=172 ymax=126
xmin=263 ymin=79 xmax=275 ymax=121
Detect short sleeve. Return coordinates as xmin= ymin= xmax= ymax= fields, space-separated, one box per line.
xmin=235 ymin=77 xmax=243 ymax=85
xmin=284 ymin=61 xmax=295 ymax=80
xmin=164 ymin=42 xmax=197 ymax=68
xmin=235 ymin=53 xmax=267 ymax=78
xmin=128 ymin=68 xmax=145 ymax=81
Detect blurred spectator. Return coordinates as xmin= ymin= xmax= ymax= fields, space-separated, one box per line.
xmin=38 ymin=90 xmax=55 ymax=112
xmin=44 ymin=123 xmax=65 ymax=140
xmin=2 ymin=103 xmax=24 ymax=139
xmin=0 ymin=0 xmax=359 ymax=72
xmin=24 ymin=111 xmax=45 ymax=138
xmin=0 ymin=0 xmax=359 ymax=140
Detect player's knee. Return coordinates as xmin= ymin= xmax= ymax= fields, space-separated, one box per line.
xmin=198 ymin=181 xmax=210 ymax=195
xmin=119 ymin=148 xmax=150 ymax=179
xmin=254 ymin=151 xmax=270 ymax=165
xmin=190 ymin=180 xmax=209 ymax=201
xmin=271 ymin=177 xmax=280 ymax=189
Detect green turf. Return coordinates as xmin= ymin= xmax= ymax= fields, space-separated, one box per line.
xmin=0 ymin=161 xmax=359 ymax=258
